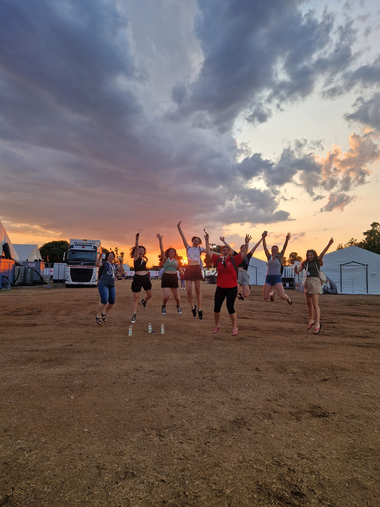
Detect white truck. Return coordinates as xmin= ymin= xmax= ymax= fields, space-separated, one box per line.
xmin=65 ymin=239 xmax=101 ymax=287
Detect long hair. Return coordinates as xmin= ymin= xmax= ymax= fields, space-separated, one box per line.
xmin=302 ymin=249 xmax=319 ymax=268
xmin=191 ymin=236 xmax=202 ymax=245
xmin=130 ymin=245 xmax=148 ymax=263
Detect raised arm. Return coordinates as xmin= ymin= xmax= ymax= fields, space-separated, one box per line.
xmin=219 ymin=236 xmax=236 ymax=254
xmin=262 ymin=231 xmax=270 ymax=259
xmin=156 ymin=233 xmax=166 ymax=261
xmin=280 ymin=233 xmax=291 ymax=257
xmin=95 ymin=251 xmax=103 ymax=267
xmin=134 ymin=233 xmax=140 ymax=260
xmin=318 ymin=237 xmax=334 ymax=263
xmin=204 ymin=232 xmax=214 ymax=258
xmin=177 ymin=221 xmax=189 ymax=250
xmin=240 ymin=234 xmax=251 ymax=260
xmin=249 ymin=235 xmax=264 ymax=256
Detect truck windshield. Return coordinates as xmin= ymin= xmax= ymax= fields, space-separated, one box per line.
xmin=67 ymin=250 xmax=97 ymax=263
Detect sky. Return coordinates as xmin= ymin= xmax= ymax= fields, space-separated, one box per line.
xmin=1 ymin=0 xmax=379 ymax=265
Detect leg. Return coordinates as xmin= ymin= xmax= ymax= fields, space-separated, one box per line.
xmin=144 ymin=289 xmax=152 ymax=303
xmin=194 ymin=279 xmax=202 ymax=310
xmin=213 ymin=287 xmax=225 ymax=333
xmin=263 ymin=283 xmax=274 ymax=301
xmin=274 ymin=282 xmax=292 ymax=304
xmin=226 ymin=287 xmax=238 ymax=334
xmin=311 ymin=293 xmax=321 ymax=330
xmin=132 ymin=292 xmax=140 ymax=314
xmin=171 ymin=287 xmax=180 ymax=306
xmin=186 ymin=280 xmax=194 ymax=308
xmin=102 ymin=286 xmax=116 ymax=320
xmin=96 ymin=284 xmax=108 ymax=322
xmin=162 ymin=288 xmax=171 ymax=307
xmin=242 ymin=283 xmax=250 ymax=299
xmin=305 ymin=293 xmax=315 ymax=325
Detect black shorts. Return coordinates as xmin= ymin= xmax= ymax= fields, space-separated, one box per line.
xmin=131 ymin=273 xmax=152 ymax=293
xmin=161 ymin=272 xmax=179 ymax=289
xmin=183 ymin=264 xmax=203 ymax=281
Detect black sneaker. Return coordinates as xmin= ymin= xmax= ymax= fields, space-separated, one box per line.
xmin=198 ymin=309 xmax=203 ymax=320
xmin=192 ymin=305 xmax=197 ymax=317
xmin=177 ymin=305 xmax=182 ymax=314
xmin=131 ymin=314 xmax=136 ymax=323
xmin=141 ymin=299 xmax=147 ymax=309
xmin=161 ymin=306 xmax=166 ymax=315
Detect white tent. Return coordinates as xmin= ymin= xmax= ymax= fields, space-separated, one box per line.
xmin=13 ymin=244 xmax=42 ymax=262
xmin=322 ymin=246 xmax=380 ymax=295
xmin=0 ymin=219 xmax=18 ymax=260
xmin=247 ymin=256 xmax=267 ymax=286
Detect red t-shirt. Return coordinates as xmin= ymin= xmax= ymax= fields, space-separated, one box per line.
xmin=211 ymin=254 xmax=242 ymax=288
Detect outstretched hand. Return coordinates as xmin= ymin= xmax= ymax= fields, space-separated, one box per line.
xmin=204 ymin=232 xmax=209 ymax=240
xmin=135 ymin=232 xmax=140 ymax=240
xmin=177 ymin=221 xmax=182 ymax=228
xmin=262 ymin=231 xmax=268 ymax=238
xmin=219 ymin=236 xmax=225 ymax=242
xmin=245 ymin=234 xmax=252 ymax=244
xmin=329 ymin=237 xmax=334 ymax=246
xmin=156 ymin=233 xmax=163 ymax=241
xmin=286 ymin=233 xmax=291 ymax=240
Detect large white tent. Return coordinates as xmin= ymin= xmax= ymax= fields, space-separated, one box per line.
xmin=0 ymin=219 xmax=18 ymax=260
xmin=247 ymin=256 xmax=267 ymax=286
xmin=322 ymin=246 xmax=380 ymax=295
xmin=13 ymin=244 xmax=42 ymax=262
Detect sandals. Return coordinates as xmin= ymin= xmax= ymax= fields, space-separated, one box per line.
xmin=270 ymin=293 xmax=275 ymax=302
xmin=101 ymin=313 xmax=107 ymax=322
xmin=238 ymin=293 xmax=244 ymax=301
xmin=232 ymin=329 xmax=239 ymax=336
xmin=96 ymin=316 xmax=102 ymax=325
xmin=306 ymin=321 xmax=315 ymax=331
xmin=212 ymin=326 xmax=220 ymax=335
xmin=287 ymin=297 xmax=292 ymax=305
xmin=313 ymin=324 xmax=322 ymax=335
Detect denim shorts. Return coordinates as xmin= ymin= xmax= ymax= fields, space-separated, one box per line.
xmin=265 ymin=274 xmax=282 ymax=286
xmin=98 ymin=283 xmax=116 ymax=305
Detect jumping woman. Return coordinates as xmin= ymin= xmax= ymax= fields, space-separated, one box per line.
xmin=205 ymin=232 xmax=251 ymax=336
xmin=130 ymin=232 xmax=152 ymax=323
xmin=156 ymin=233 xmax=184 ymax=314
xmin=220 ymin=234 xmax=264 ymax=300
xmin=294 ymin=237 xmax=334 ymax=335
xmin=177 ymin=221 xmax=206 ymax=319
xmin=262 ymin=231 xmax=293 ymax=305
xmin=95 ymin=251 xmax=124 ymax=324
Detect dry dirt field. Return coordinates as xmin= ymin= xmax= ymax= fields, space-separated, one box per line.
xmin=1 ymin=280 xmax=379 ymax=506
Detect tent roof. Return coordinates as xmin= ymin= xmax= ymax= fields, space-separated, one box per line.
xmin=13 ymin=244 xmax=41 ymax=261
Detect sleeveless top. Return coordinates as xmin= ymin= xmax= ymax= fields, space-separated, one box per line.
xmin=266 ymin=254 xmax=282 ymax=276
xmin=306 ymin=261 xmax=319 ymax=278
xmin=186 ymin=246 xmax=205 ymax=262
xmin=134 ymin=257 xmax=147 ymax=272
xmin=163 ymin=258 xmax=178 ymax=272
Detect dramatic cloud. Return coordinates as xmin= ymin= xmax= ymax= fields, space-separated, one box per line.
xmin=0 ymin=0 xmax=379 ymax=252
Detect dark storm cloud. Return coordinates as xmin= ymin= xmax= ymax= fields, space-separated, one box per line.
xmin=345 ymin=93 xmax=380 ymax=131
xmin=0 ymin=0 xmax=379 ymax=250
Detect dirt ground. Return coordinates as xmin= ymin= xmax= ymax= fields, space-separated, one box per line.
xmin=1 ymin=280 xmax=379 ymax=506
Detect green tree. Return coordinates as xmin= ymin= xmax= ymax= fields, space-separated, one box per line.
xmin=40 ymin=240 xmax=69 ymax=263
xmin=287 ymin=252 xmax=302 ymax=265
xmin=336 ymin=238 xmax=359 ymax=250
xmin=359 ymin=222 xmax=380 ymax=254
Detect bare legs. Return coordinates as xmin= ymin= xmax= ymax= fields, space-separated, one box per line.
xmin=133 ymin=289 xmax=152 ymax=314
xmin=186 ymin=279 xmax=202 ymax=311
xmin=162 ymin=287 xmax=180 ymax=307
xmin=305 ymin=293 xmax=320 ymax=329
xmin=263 ymin=282 xmax=291 ymax=303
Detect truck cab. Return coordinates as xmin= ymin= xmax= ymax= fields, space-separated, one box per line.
xmin=65 ymin=239 xmax=101 ymax=287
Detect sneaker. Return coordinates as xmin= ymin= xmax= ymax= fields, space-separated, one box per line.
xmin=177 ymin=305 xmax=182 ymax=314
xmin=131 ymin=314 xmax=136 ymax=323
xmin=161 ymin=306 xmax=166 ymax=315
xmin=141 ymin=299 xmax=147 ymax=309
xmin=192 ymin=305 xmax=197 ymax=317
xmin=198 ymin=309 xmax=203 ymax=320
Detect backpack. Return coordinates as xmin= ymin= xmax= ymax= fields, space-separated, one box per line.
xmin=216 ymin=255 xmax=238 ymax=274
